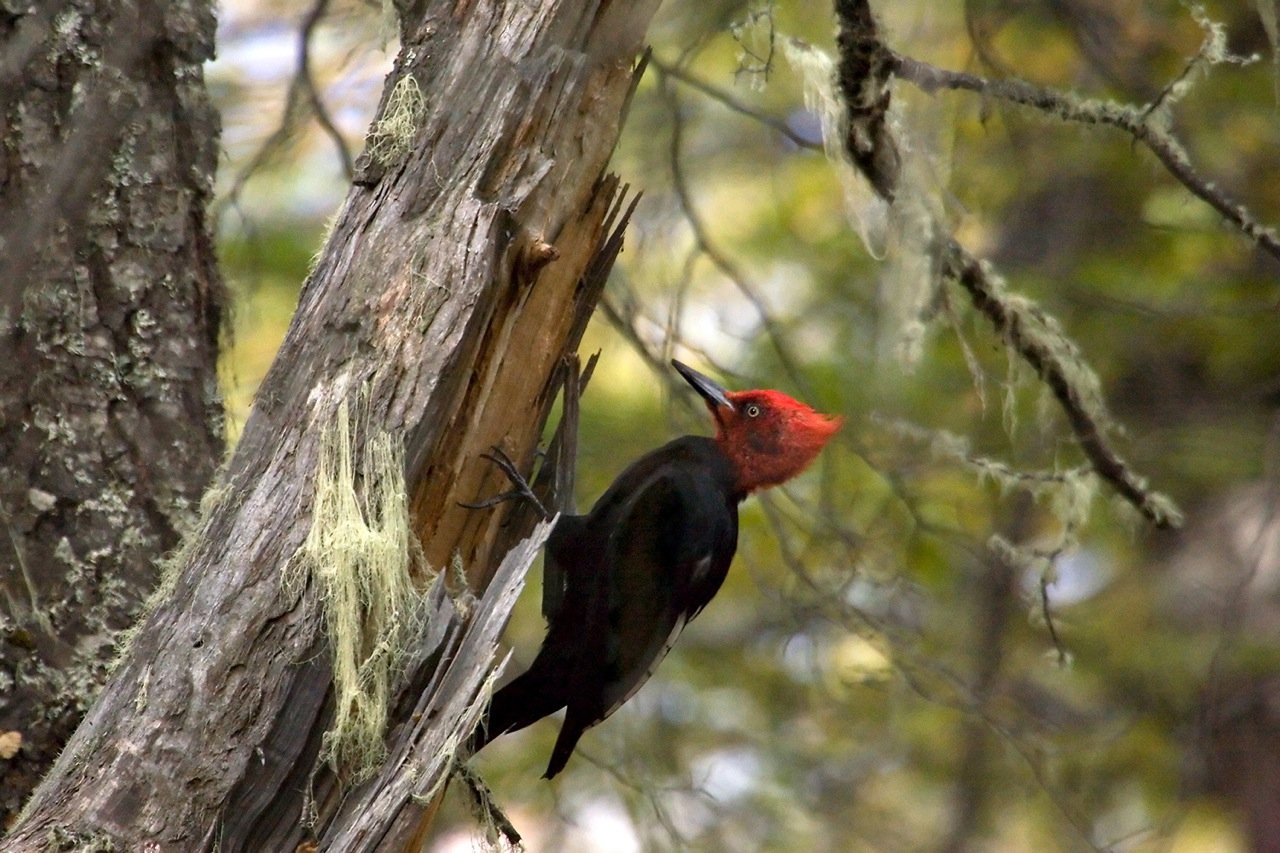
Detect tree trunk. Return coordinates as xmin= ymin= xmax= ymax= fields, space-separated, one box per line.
xmin=5 ymin=0 xmax=658 ymax=849
xmin=1165 ymin=483 xmax=1280 ymax=852
xmin=0 ymin=0 xmax=224 ymax=826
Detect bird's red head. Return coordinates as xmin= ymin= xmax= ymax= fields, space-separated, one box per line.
xmin=673 ymin=360 xmax=843 ymax=495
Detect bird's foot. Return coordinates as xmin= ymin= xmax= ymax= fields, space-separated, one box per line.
xmin=460 ymin=446 xmax=552 ymax=521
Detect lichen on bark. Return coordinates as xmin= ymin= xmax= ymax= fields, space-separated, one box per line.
xmin=0 ymin=0 xmax=225 ymax=824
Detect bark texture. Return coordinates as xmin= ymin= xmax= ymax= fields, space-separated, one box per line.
xmin=0 ymin=0 xmax=224 ymax=826
xmin=6 ymin=0 xmax=658 ymax=849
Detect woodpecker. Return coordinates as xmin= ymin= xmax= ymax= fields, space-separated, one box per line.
xmin=469 ymin=359 xmax=842 ymax=778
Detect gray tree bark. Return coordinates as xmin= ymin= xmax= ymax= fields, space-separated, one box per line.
xmin=5 ymin=0 xmax=659 ymax=849
xmin=0 ymin=0 xmax=224 ymax=825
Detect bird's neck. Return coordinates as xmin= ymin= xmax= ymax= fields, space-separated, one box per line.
xmin=717 ymin=433 xmax=826 ymax=495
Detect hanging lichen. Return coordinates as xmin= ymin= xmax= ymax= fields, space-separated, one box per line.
xmin=783 ymin=38 xmax=889 ymax=258
xmin=289 ymin=397 xmax=429 ymax=782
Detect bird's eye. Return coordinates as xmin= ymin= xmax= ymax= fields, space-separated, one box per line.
xmin=745 ymin=404 xmax=761 ymax=418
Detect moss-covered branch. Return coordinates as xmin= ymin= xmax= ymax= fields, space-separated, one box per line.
xmin=828 ymin=0 xmax=1182 ymax=529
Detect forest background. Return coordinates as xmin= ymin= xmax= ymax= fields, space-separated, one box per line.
xmin=7 ymin=0 xmax=1280 ymax=850
xmin=220 ymin=1 xmax=1278 ymax=849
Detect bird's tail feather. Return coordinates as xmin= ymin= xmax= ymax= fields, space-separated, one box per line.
xmin=467 ymin=662 xmax=567 ymax=756
xmin=543 ymin=706 xmax=593 ymax=779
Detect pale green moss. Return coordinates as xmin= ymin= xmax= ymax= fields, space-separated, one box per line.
xmin=288 ymin=398 xmax=429 ymax=782
xmin=306 ymin=203 xmax=345 ymax=278
xmin=365 ymin=74 xmax=426 ymax=167
xmin=44 ymin=825 xmax=120 ymax=853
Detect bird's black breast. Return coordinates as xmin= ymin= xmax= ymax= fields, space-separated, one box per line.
xmin=545 ymin=435 xmax=740 ymax=613
xmin=542 ymin=436 xmax=740 ymax=715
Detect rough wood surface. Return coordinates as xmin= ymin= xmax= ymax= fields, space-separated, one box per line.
xmin=4 ymin=0 xmax=659 ymax=849
xmin=0 ymin=0 xmax=224 ymax=825
xmin=322 ymin=521 xmax=551 ymax=852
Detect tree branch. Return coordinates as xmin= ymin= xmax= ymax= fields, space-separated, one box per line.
xmin=887 ymin=52 xmax=1280 ymax=268
xmin=830 ymin=0 xmax=1181 ymax=529
xmin=297 ymin=0 xmax=354 ymax=182
xmin=942 ymin=240 xmax=1181 ymax=528
xmin=216 ymin=0 xmax=354 ymax=220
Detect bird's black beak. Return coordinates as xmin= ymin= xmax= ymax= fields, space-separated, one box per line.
xmin=672 ymin=360 xmax=734 ymax=412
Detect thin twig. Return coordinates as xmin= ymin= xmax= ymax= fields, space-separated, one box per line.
xmin=941 ymin=539 xmax=1018 ymax=853
xmin=575 ymin=749 xmax=701 ymax=850
xmin=298 ymin=0 xmax=354 ymax=181
xmin=656 ymin=69 xmax=815 ymax=398
xmin=216 ymin=0 xmax=353 ymax=218
xmin=649 ymin=54 xmax=820 ymax=151
xmin=758 ymin=494 xmax=1105 ymax=849
xmin=887 ymin=52 xmax=1280 ymax=267
xmin=1039 ymin=571 xmax=1068 ymax=667
xmin=730 ymin=2 xmax=778 ymax=82
xmin=599 ymin=291 xmax=754 ymax=415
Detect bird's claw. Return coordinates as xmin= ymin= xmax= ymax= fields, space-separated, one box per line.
xmin=460 ymin=446 xmax=552 ymax=521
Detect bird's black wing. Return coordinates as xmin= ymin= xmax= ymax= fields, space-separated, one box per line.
xmin=599 ymin=466 xmax=736 ymax=713
xmin=541 ymin=515 xmax=585 ymax=622
xmin=544 ymin=465 xmax=736 ymax=776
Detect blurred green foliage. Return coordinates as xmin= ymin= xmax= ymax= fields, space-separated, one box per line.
xmin=214 ymin=0 xmax=1279 ymax=849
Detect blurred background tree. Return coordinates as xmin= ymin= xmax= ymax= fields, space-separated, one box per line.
xmin=210 ymin=0 xmax=1278 ymax=849
xmin=0 ymin=0 xmax=225 ymax=822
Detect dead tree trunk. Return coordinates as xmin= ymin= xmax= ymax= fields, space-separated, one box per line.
xmin=0 ymin=0 xmax=225 ymax=825
xmin=5 ymin=0 xmax=658 ymax=849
